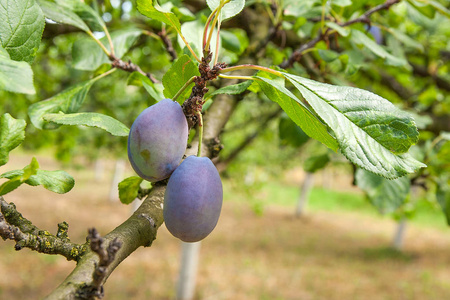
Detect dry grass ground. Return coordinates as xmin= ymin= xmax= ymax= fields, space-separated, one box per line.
xmin=1 ymin=154 xmax=449 ymax=299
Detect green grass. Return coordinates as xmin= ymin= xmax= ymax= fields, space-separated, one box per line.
xmin=223 ymin=180 xmax=449 ymax=230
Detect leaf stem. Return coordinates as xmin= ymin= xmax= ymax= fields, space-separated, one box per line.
xmin=165 ymin=18 xmax=201 ymax=63
xmin=86 ymin=31 xmax=111 ymax=57
xmin=142 ymin=30 xmax=162 ymax=40
xmin=205 ymin=0 xmax=230 ymax=53
xmin=197 ymin=113 xmax=203 ymax=157
xmin=103 ymin=26 xmax=115 ymax=57
xmin=219 ymin=74 xmax=258 ymax=81
xmin=213 ymin=14 xmax=222 ymax=65
xmin=203 ymin=8 xmax=218 ymax=50
xmin=173 ymin=76 xmax=196 ymax=102
xmin=178 ymin=31 xmax=202 ymax=63
xmin=94 ymin=68 xmax=117 ymax=81
xmin=220 ymin=65 xmax=283 ymax=77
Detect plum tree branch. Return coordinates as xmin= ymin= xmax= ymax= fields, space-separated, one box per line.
xmin=0 ymin=196 xmax=87 ymax=261
xmin=109 ymin=56 xmax=159 ymax=84
xmin=280 ymin=0 xmax=401 ymax=69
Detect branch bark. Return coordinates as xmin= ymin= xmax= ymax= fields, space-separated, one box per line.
xmin=0 ymin=197 xmax=87 ymax=261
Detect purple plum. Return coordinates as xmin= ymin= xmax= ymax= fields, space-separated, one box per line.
xmin=128 ymin=99 xmax=188 ymax=182
xmin=163 ymin=156 xmax=223 ymax=242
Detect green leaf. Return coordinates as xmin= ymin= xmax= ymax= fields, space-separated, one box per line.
xmin=255 ymin=74 xmax=339 ymax=152
xmin=0 ymin=114 xmax=26 ymax=167
xmin=0 ymin=0 xmax=45 ymax=63
xmin=0 ymin=157 xmax=74 ymax=195
xmin=304 ymin=153 xmax=330 ymax=173
xmin=162 ymin=54 xmax=200 ymax=104
xmin=351 ymin=29 xmax=407 ymax=66
xmin=137 ymin=0 xmax=181 ymax=32
xmin=179 ymin=20 xmax=220 ymax=59
xmin=209 ymin=80 xmax=252 ymax=97
xmin=326 ymin=22 xmax=349 ymax=37
xmin=28 ymin=78 xmax=98 ymax=129
xmin=278 ymin=115 xmax=310 ymax=147
xmin=22 ymin=157 xmax=40 ymax=180
xmin=37 ymin=0 xmax=90 ymax=32
xmin=0 ymin=47 xmax=35 ymax=94
xmin=331 ymin=0 xmax=352 ymax=7
xmin=283 ymin=73 xmax=426 ymax=179
xmin=318 ymin=49 xmax=340 ymax=62
xmin=206 ymin=0 xmax=245 ymax=20
xmin=388 ymin=28 xmax=424 ymax=52
xmin=43 ymin=112 xmax=129 ymax=137
xmin=56 ymin=0 xmax=105 ymax=31
xmin=119 ymin=176 xmax=143 ymax=205
xmin=127 ymin=72 xmax=163 ymax=104
xmin=0 ymin=157 xmax=39 ymax=195
xmin=406 ymin=0 xmax=436 ymax=19
xmin=26 ymin=169 xmax=75 ymax=193
xmin=72 ymin=28 xmax=142 ymax=71
xmin=356 ymin=168 xmax=410 ymax=214
xmin=428 ymin=0 xmax=450 ymax=18
xmin=221 ymin=29 xmax=249 ymax=54
xmin=0 ymin=179 xmax=22 ymax=195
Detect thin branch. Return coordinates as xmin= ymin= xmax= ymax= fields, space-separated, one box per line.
xmin=216 ymin=108 xmax=283 ymax=172
xmin=280 ymin=0 xmax=401 ymax=69
xmin=76 ymin=229 xmax=122 ymax=299
xmin=158 ymin=28 xmax=177 ymax=62
xmin=340 ymin=0 xmax=401 ymax=27
xmin=0 ymin=197 xmax=87 ymax=261
xmin=110 ymin=56 xmax=159 ymax=83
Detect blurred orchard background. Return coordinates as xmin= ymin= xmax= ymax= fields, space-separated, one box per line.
xmin=1 ymin=0 xmax=450 ymax=299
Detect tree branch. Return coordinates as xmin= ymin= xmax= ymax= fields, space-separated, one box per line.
xmin=216 ymin=108 xmax=283 ymax=172
xmin=76 ymin=228 xmax=122 ymax=299
xmin=0 ymin=196 xmax=87 ymax=261
xmin=158 ymin=27 xmax=178 ymax=62
xmin=110 ymin=56 xmax=159 ymax=83
xmin=280 ymin=0 xmax=401 ymax=69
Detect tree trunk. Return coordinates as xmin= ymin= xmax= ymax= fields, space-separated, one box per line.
xmin=109 ymin=159 xmax=126 ymax=202
xmin=295 ymin=172 xmax=314 ymax=217
xmin=177 ymin=241 xmax=201 ymax=300
xmin=392 ymin=217 xmax=407 ymax=251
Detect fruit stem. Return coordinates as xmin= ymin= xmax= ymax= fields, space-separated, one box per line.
xmin=173 ymin=76 xmax=196 ymax=102
xmin=220 ymin=65 xmax=283 ymax=77
xmin=197 ymin=112 xmax=203 ymax=157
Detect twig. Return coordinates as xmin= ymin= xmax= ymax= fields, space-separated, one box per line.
xmin=110 ymin=55 xmax=159 ymax=83
xmin=280 ymin=0 xmax=401 ymax=69
xmin=0 ymin=197 xmax=87 ymax=261
xmin=215 ymin=108 xmax=283 ymax=172
xmin=340 ymin=0 xmax=400 ymax=27
xmin=77 ymin=228 xmax=122 ymax=299
xmin=158 ymin=28 xmax=177 ymax=62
